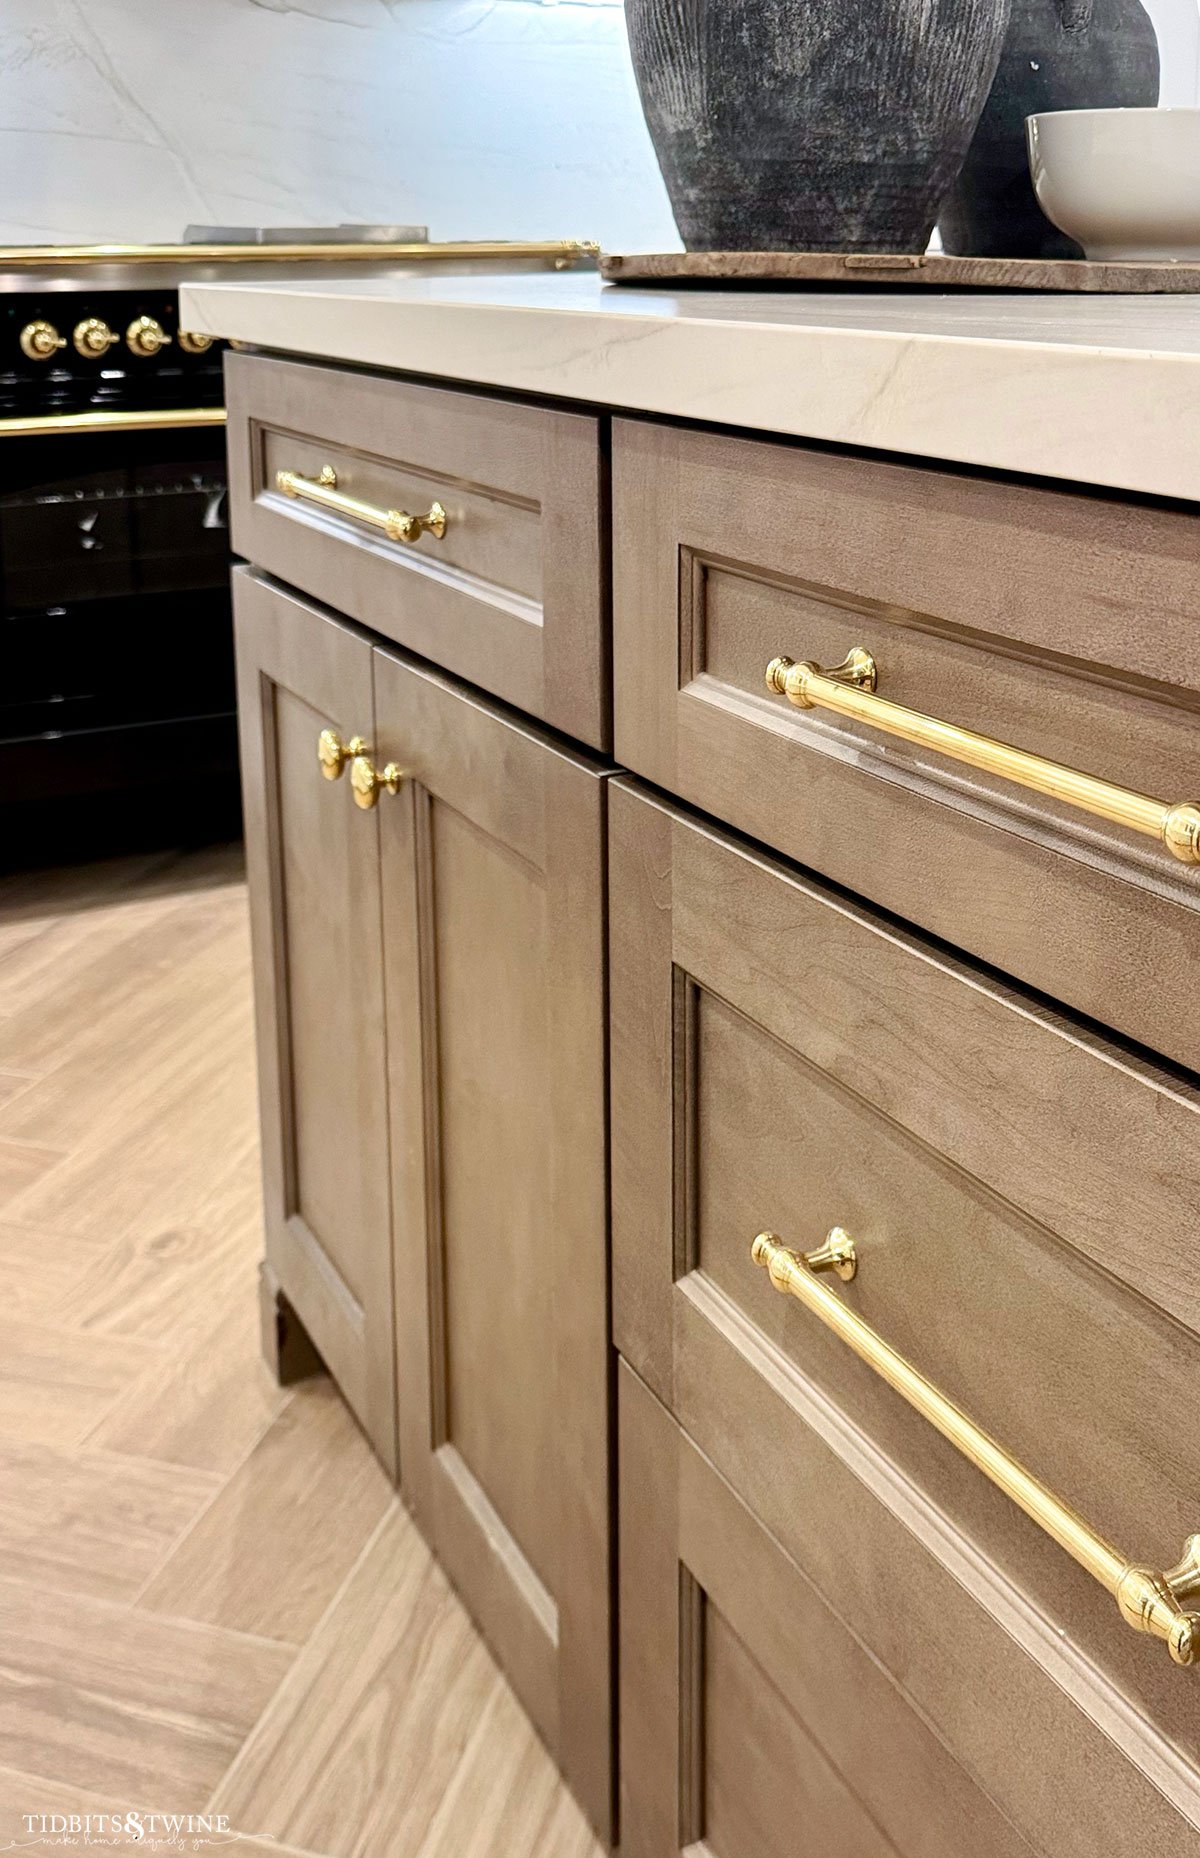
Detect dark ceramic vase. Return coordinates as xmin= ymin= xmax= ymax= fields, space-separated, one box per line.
xmin=940 ymin=0 xmax=1161 ymax=258
xmin=625 ymin=0 xmax=1012 ymax=252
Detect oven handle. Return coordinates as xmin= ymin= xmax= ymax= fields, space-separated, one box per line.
xmin=0 ymin=408 xmax=226 ymax=438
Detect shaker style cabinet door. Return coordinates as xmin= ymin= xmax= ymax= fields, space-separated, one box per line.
xmin=618 ymin=1362 xmax=1036 ymax=1858
xmin=609 ymin=778 xmax=1200 ymax=1858
xmin=375 ymin=648 xmax=612 ymax=1841
xmin=233 ymin=567 xmax=396 ymax=1474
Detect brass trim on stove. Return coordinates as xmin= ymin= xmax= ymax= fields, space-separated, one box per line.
xmin=0 ymin=240 xmax=599 ymax=267
xmin=0 ymin=407 xmax=227 ymax=438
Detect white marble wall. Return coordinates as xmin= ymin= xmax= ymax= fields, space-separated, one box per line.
xmin=0 ymin=0 xmax=678 ymax=248
xmin=1146 ymin=0 xmax=1200 ymax=102
xmin=0 ymin=0 xmax=1197 ymax=251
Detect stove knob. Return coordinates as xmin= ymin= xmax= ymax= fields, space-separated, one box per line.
xmin=126 ymin=315 xmax=172 ymax=358
xmin=73 ymin=317 xmax=119 ymax=357
xmin=177 ymin=328 xmax=214 ymax=356
xmin=20 ymin=319 xmax=66 ymax=361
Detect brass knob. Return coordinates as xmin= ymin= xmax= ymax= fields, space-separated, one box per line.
xmin=177 ymin=329 xmax=214 ymax=356
xmin=126 ymin=315 xmax=172 ymax=358
xmin=73 ymin=317 xmax=119 ymax=358
xmin=384 ymin=500 xmax=447 ymax=545
xmin=316 ymin=728 xmax=367 ymax=780
xmin=350 ymin=754 xmax=404 ymax=809
xmin=19 ymin=319 xmax=66 ymax=361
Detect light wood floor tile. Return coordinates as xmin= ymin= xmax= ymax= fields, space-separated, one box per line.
xmin=0 ymin=914 xmax=250 ymax=1154
xmin=0 ymin=1435 xmax=220 ymax=1603
xmin=414 ymin=1677 xmax=601 ymax=1858
xmin=0 ymin=1139 xmax=64 ymax=1210
xmin=5 ymin=998 xmax=257 ymax=1247
xmin=47 ymin=1167 xmax=260 ymax=1344
xmin=0 ymin=1221 xmax=111 ymax=1322
xmin=0 ymin=878 xmax=238 ymax=1072
xmin=0 ymin=847 xmax=599 ymax=1857
xmin=0 ymin=1317 xmax=164 ymax=1448
xmin=90 ymin=1268 xmax=289 ymax=1474
xmin=0 ymin=1577 xmax=294 ymax=1804
xmin=0 ymin=1767 xmax=140 ymax=1843
xmin=140 ymin=1380 xmax=391 ymax=1644
xmin=214 ymin=1507 xmax=503 ymax=1858
xmin=0 ymin=1767 xmax=319 ymax=1858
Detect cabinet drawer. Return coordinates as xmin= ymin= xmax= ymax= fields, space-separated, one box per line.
xmin=619 ymin=1362 xmax=1200 ymax=1858
xmin=610 ymin=780 xmax=1200 ymax=1807
xmin=613 ymin=419 xmax=1200 ymax=1066
xmin=226 ymin=352 xmax=608 ymax=749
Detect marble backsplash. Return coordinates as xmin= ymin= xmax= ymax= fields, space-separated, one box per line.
xmin=0 ymin=0 xmax=678 ymax=249
xmin=0 ymin=0 xmax=1196 ymax=253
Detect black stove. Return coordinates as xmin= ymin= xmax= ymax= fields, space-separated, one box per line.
xmin=0 ymin=279 xmax=238 ymax=864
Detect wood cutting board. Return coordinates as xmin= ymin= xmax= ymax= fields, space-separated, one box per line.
xmin=600 ymin=249 xmax=1200 ymax=292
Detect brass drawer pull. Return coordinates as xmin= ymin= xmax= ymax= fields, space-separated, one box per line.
xmin=276 ymin=465 xmax=447 ymax=545
xmin=751 ymin=1229 xmax=1200 ymax=1667
xmin=765 ymin=648 xmax=1200 ymax=865
xmin=317 ymin=728 xmax=367 ymax=780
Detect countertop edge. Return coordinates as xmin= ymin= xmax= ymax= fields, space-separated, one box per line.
xmin=181 ymin=280 xmax=1200 ymax=504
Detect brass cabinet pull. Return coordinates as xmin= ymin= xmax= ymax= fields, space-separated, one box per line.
xmin=765 ymin=648 xmax=1200 ymax=865
xmin=316 ymin=728 xmax=367 ymax=780
xmin=349 ymin=754 xmax=404 ymax=809
xmin=751 ymin=1230 xmax=1200 ymax=1667
xmin=276 ymin=465 xmax=447 ymax=545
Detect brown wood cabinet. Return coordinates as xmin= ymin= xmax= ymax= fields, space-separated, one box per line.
xmin=376 ymin=643 xmax=611 ymax=1837
xmin=619 ymin=1361 xmax=1041 ymax=1858
xmin=610 ymin=777 xmax=1200 ymax=1857
xmin=234 ymin=566 xmax=612 ymax=1841
xmin=234 ymin=565 xmax=397 ymax=1473
xmin=612 ymin=418 xmax=1200 ymax=1067
xmin=227 ymin=352 xmax=609 ymax=749
xmin=230 ymin=344 xmax=1200 ymax=1858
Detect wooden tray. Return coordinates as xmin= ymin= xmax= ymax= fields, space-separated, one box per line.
xmin=600 ymin=249 xmax=1200 ymax=292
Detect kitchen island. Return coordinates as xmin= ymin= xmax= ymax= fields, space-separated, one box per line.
xmin=184 ymin=268 xmax=1200 ymax=1858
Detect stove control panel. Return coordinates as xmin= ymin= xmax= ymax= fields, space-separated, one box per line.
xmin=3 ymin=291 xmax=224 ymax=416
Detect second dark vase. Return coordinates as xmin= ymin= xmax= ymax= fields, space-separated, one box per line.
xmin=940 ymin=0 xmax=1161 ymax=258
xmin=625 ymin=0 xmax=1011 ymax=253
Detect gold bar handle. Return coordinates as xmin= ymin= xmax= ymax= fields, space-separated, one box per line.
xmin=765 ymin=648 xmax=1200 ymax=866
xmin=276 ymin=465 xmax=447 ymax=545
xmin=751 ymin=1230 xmax=1200 ymax=1667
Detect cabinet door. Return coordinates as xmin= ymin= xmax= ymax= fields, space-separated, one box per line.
xmin=618 ymin=1363 xmax=1036 ymax=1858
xmin=377 ymin=649 xmax=611 ymax=1841
xmin=233 ymin=567 xmax=396 ymax=1474
xmin=609 ymin=778 xmax=1200 ymax=1858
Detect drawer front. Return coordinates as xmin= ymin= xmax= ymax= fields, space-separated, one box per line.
xmin=619 ymin=1361 xmax=1200 ymax=1858
xmin=620 ymin=1362 xmax=1049 ymax=1858
xmin=612 ymin=418 xmax=1200 ymax=1066
xmin=610 ymin=780 xmax=1200 ymax=1824
xmin=226 ymin=352 xmax=608 ymax=748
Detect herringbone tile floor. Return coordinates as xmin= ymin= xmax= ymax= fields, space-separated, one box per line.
xmin=0 ymin=844 xmax=600 ymax=1858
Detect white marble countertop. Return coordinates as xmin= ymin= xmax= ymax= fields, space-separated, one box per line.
xmin=181 ymin=270 xmax=1200 ymax=503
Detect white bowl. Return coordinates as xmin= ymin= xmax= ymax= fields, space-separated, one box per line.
xmin=1026 ymin=108 xmax=1200 ymax=261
